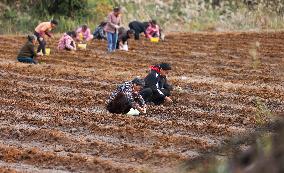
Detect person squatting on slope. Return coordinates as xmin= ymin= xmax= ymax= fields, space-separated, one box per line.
xmin=104 ymin=7 xmax=121 ymax=52
xmin=17 ymin=35 xmax=41 ymax=64
xmin=140 ymin=63 xmax=173 ymax=105
xmin=106 ymin=78 xmax=147 ymax=115
xmin=76 ymin=24 xmax=94 ymax=42
xmin=58 ymin=31 xmax=77 ymax=51
xmin=145 ymin=20 xmax=160 ymax=39
xmin=116 ymin=27 xmax=134 ymax=50
xmin=93 ymin=22 xmax=107 ymax=40
xmin=34 ymin=19 xmax=58 ymax=55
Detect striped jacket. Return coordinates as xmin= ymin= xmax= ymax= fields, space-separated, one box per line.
xmin=107 ymin=81 xmax=145 ymax=109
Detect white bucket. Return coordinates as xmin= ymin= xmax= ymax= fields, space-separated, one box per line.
xmin=126 ymin=108 xmax=140 ymax=116
xmin=122 ymin=44 xmax=128 ymax=51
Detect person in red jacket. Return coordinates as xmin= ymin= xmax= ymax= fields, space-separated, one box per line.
xmin=34 ymin=19 xmax=58 ymax=55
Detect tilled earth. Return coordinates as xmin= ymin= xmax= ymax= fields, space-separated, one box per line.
xmin=0 ymin=32 xmax=283 ymax=173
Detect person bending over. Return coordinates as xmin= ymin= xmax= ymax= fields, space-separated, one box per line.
xmin=106 ymin=77 xmax=147 ymax=115
xmin=93 ymin=22 xmax=107 ymax=40
xmin=34 ymin=19 xmax=58 ymax=55
xmin=58 ymin=31 xmax=77 ymax=51
xmin=116 ymin=27 xmax=134 ymax=50
xmin=128 ymin=20 xmax=149 ymax=40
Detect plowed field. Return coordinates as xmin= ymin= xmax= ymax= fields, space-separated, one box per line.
xmin=0 ymin=32 xmax=283 ymax=173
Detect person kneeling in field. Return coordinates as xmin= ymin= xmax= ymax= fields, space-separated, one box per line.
xmin=17 ymin=35 xmax=41 ymax=64
xmin=116 ymin=27 xmax=134 ymax=51
xmin=106 ymin=77 xmax=147 ymax=115
xmin=76 ymin=24 xmax=94 ymax=42
xmin=93 ymin=21 xmax=107 ymax=40
xmin=58 ymin=31 xmax=77 ymax=51
xmin=140 ymin=63 xmax=173 ymax=105
xmin=145 ymin=20 xmax=160 ymax=39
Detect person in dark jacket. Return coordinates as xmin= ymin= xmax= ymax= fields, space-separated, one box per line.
xmin=17 ymin=35 xmax=41 ymax=64
xmin=129 ymin=20 xmax=165 ymax=41
xmin=140 ymin=63 xmax=173 ymax=105
xmin=93 ymin=21 xmax=107 ymax=40
xmin=116 ymin=27 xmax=134 ymax=49
xmin=128 ymin=21 xmax=149 ymax=40
xmin=106 ymin=77 xmax=147 ymax=114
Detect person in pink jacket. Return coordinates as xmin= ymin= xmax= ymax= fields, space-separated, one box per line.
xmin=145 ymin=20 xmax=160 ymax=39
xmin=58 ymin=31 xmax=77 ymax=51
xmin=104 ymin=7 xmax=121 ymax=52
xmin=76 ymin=24 xmax=94 ymax=42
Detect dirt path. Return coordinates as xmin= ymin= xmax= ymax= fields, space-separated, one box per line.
xmin=0 ymin=31 xmax=283 ymax=172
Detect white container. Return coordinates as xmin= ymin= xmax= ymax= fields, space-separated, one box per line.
xmin=122 ymin=44 xmax=128 ymax=51
xmin=126 ymin=108 xmax=140 ymax=116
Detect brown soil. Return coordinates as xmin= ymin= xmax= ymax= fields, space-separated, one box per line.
xmin=0 ymin=32 xmax=283 ymax=173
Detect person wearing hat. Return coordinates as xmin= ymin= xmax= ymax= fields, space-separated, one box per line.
xmin=106 ymin=77 xmax=147 ymax=115
xmin=141 ymin=63 xmax=173 ymax=105
xmin=34 ymin=19 xmax=58 ymax=55
xmin=104 ymin=7 xmax=122 ymax=52
xmin=17 ymin=35 xmax=42 ymax=64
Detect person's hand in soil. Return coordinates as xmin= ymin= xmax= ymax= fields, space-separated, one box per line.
xmin=165 ymin=96 xmax=173 ymax=103
xmin=33 ymin=56 xmax=40 ymax=64
xmin=137 ymin=106 xmax=147 ymax=114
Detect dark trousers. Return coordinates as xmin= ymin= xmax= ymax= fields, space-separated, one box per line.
xmin=106 ymin=92 xmax=132 ymax=114
xmin=140 ymin=88 xmax=171 ymax=105
xmin=129 ymin=23 xmax=141 ymax=40
xmin=17 ymin=57 xmax=36 ymax=64
xmin=34 ymin=32 xmax=46 ymax=54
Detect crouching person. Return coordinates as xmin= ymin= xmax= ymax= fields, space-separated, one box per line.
xmin=141 ymin=63 xmax=173 ymax=105
xmin=93 ymin=22 xmax=107 ymax=40
xmin=76 ymin=24 xmax=94 ymax=42
xmin=58 ymin=31 xmax=77 ymax=51
xmin=106 ymin=77 xmax=147 ymax=115
xmin=145 ymin=20 xmax=160 ymax=39
xmin=17 ymin=35 xmax=41 ymax=64
xmin=116 ymin=27 xmax=134 ymax=51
